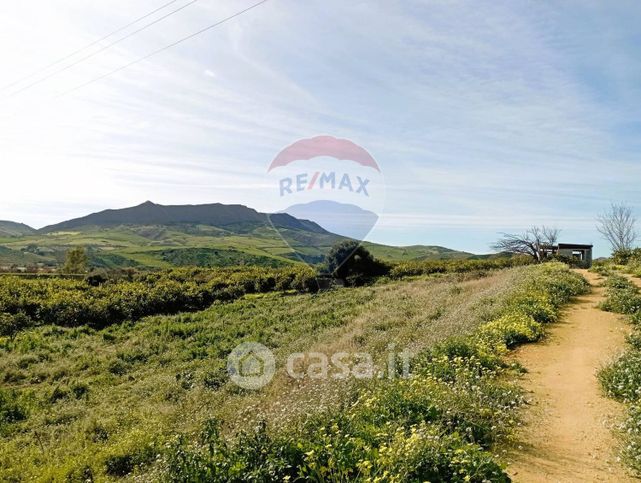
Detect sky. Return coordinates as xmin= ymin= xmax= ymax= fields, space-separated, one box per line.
xmin=1 ymin=0 xmax=641 ymax=257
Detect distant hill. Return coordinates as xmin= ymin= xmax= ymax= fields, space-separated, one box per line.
xmin=39 ymin=201 xmax=328 ymax=235
xmin=0 ymin=201 xmax=474 ymax=269
xmin=364 ymin=242 xmax=472 ymax=261
xmin=0 ymin=220 xmax=35 ymax=238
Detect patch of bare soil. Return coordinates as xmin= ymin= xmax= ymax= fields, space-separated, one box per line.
xmin=507 ymin=270 xmax=636 ymax=482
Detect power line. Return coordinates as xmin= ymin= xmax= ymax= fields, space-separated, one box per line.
xmin=57 ymin=0 xmax=270 ymax=98
xmin=1 ymin=0 xmax=183 ymax=92
xmin=7 ymin=0 xmax=200 ymax=98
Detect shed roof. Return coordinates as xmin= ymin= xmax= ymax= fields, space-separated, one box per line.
xmin=557 ymin=243 xmax=593 ymax=249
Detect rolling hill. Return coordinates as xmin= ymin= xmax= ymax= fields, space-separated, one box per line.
xmin=0 ymin=220 xmax=36 ymax=237
xmin=39 ymin=201 xmax=328 ymax=235
xmin=0 ymin=202 xmax=472 ymax=269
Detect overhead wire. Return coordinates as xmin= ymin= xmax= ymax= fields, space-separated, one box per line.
xmin=6 ymin=0 xmax=201 ymax=98
xmin=57 ymin=0 xmax=270 ymax=98
xmin=2 ymin=0 xmax=183 ymax=91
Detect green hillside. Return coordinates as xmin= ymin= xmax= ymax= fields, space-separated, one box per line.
xmin=0 ymin=202 xmax=472 ymax=269
xmin=0 ymin=225 xmax=471 ymax=269
xmin=0 ymin=220 xmax=35 ymax=237
xmin=364 ymin=242 xmax=472 ymax=261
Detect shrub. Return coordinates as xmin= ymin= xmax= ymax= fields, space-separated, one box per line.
xmin=85 ymin=270 xmax=109 ymax=287
xmin=613 ymin=248 xmax=633 ymax=265
xmin=0 ymin=265 xmax=322 ymax=334
xmin=370 ymin=424 xmax=509 ymax=483
xmin=600 ymin=277 xmax=641 ymax=314
xmin=389 ymin=256 xmax=532 ymax=279
xmin=413 ymin=338 xmax=504 ymax=383
xmin=325 ymin=241 xmax=389 ymax=286
xmin=65 ymin=465 xmax=94 ymax=483
xmin=590 ymin=261 xmax=613 ymax=277
xmin=545 ymin=254 xmax=585 ymax=268
xmin=599 ymin=350 xmax=641 ymax=402
xmin=49 ymin=386 xmax=70 ymax=403
xmin=167 ymin=383 xmax=514 ymax=482
xmin=479 ymin=312 xmax=543 ymax=349
xmin=505 ymin=291 xmax=557 ymax=324
xmin=606 ymin=275 xmax=634 ymax=290
xmin=619 ymin=404 xmax=641 ymax=473
xmin=203 ymin=371 xmax=227 ymax=391
xmin=0 ymin=312 xmax=34 ymax=338
xmin=0 ymin=388 xmax=28 ymax=432
xmin=104 ymin=431 xmax=158 ymax=477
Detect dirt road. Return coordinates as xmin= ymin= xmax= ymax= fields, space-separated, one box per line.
xmin=507 ymin=270 xmax=635 ymax=482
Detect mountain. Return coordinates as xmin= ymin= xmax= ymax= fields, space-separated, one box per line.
xmin=0 ymin=221 xmax=36 ymax=237
xmin=0 ymin=201 xmax=342 ymax=268
xmin=39 ymin=201 xmax=328 ymax=234
xmin=0 ymin=201 xmax=473 ymax=269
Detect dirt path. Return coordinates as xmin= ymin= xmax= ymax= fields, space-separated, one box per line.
xmin=507 ymin=269 xmax=635 ymax=482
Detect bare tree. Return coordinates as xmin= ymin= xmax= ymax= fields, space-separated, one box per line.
xmin=597 ymin=203 xmax=637 ymax=253
xmin=493 ymin=225 xmax=561 ymax=262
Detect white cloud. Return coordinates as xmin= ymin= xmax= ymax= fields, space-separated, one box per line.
xmin=0 ymin=0 xmax=639 ymax=256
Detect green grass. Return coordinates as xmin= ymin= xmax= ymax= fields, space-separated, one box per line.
xmin=163 ymin=263 xmax=587 ymax=482
xmin=0 ymin=288 xmax=376 ymax=480
xmin=364 ymin=242 xmax=471 ymax=261
xmin=0 ymin=224 xmax=473 ymax=270
xmin=0 ymin=263 xmax=587 ymax=481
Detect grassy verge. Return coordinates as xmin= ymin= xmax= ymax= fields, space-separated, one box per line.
xmin=389 ymin=256 xmax=531 ymax=279
xmin=598 ymin=274 xmax=641 ymax=474
xmin=0 ymin=263 xmax=586 ymax=481
xmin=163 ymin=263 xmax=587 ymax=482
xmin=0 ymin=269 xmax=509 ymax=480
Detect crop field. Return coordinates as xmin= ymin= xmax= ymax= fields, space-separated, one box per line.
xmin=0 ymin=262 xmax=588 ymax=481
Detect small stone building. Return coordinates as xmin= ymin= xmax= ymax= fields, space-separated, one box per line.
xmin=548 ymin=243 xmax=593 ymax=268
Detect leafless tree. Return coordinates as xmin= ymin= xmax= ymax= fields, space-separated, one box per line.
xmin=597 ymin=203 xmax=637 ymax=252
xmin=493 ymin=225 xmax=561 ymax=262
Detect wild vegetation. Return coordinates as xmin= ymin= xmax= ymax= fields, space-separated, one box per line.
xmin=325 ymin=240 xmax=389 ymax=285
xmin=389 ymin=255 xmax=531 ymax=278
xmin=0 ymin=255 xmax=533 ymax=338
xmin=164 ymin=263 xmax=586 ymax=482
xmin=598 ymin=272 xmax=641 ymax=473
xmin=0 ymin=262 xmax=586 ymax=480
xmin=0 ymin=265 xmax=318 ymax=335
